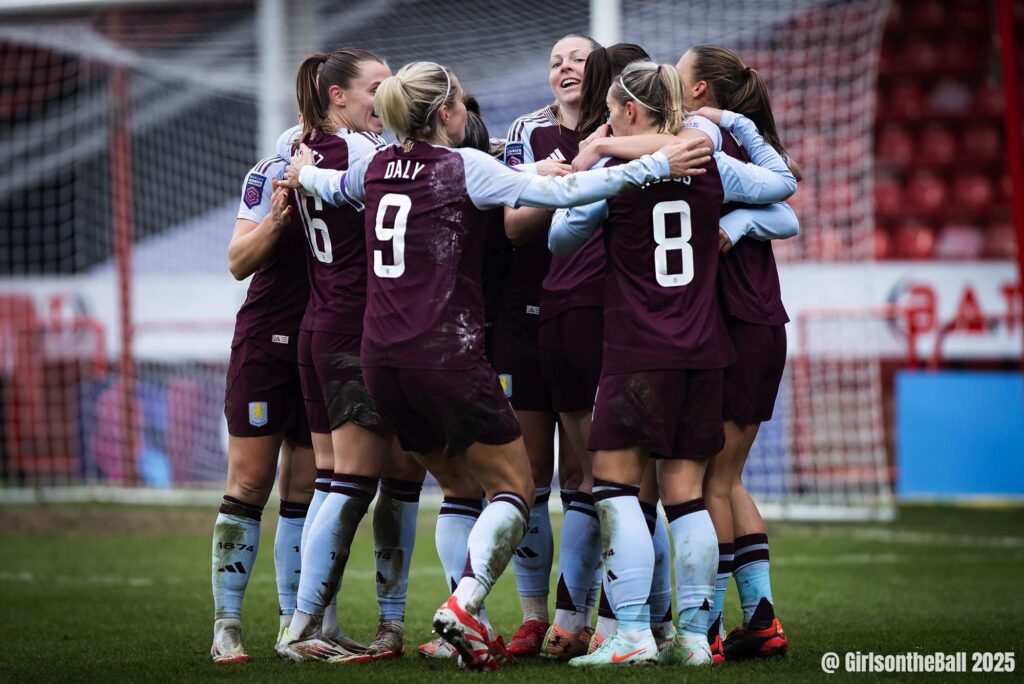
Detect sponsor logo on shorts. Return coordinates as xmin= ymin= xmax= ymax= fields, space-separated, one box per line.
xmin=504 ymin=142 xmax=525 ymax=167
xmin=248 ymin=401 xmax=268 ymax=427
xmin=498 ymin=374 xmax=513 ymax=398
xmin=243 ymin=173 xmax=266 ymax=209
xmin=525 ymin=305 xmax=540 ymax=316
xmin=271 ymin=334 xmax=289 ymax=344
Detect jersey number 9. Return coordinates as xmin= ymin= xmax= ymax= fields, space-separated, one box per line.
xmin=373 ymin=193 xmax=410 ymax=279
xmin=652 ymin=200 xmax=694 ymax=288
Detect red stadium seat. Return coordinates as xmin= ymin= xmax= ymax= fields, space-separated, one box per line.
xmin=999 ymin=173 xmax=1014 ymax=202
xmin=908 ymin=0 xmax=949 ymax=29
xmin=917 ymin=124 xmax=956 ymax=165
xmin=982 ymin=223 xmax=1018 ymax=260
xmin=943 ymin=37 xmax=984 ymax=73
xmin=894 ymin=221 xmax=936 ymax=259
xmin=879 ymin=42 xmax=898 ymax=74
xmin=874 ymin=174 xmax=903 ymax=217
xmin=906 ymin=171 xmax=947 ymax=213
xmin=876 ymin=123 xmax=914 ymax=166
xmin=975 ymin=83 xmax=1005 ymax=115
xmin=960 ymin=124 xmax=1002 ymax=163
xmin=898 ymin=38 xmax=941 ymax=73
xmin=874 ymin=226 xmax=893 ymax=260
xmin=934 ymin=223 xmax=983 ymax=260
xmin=950 ymin=0 xmax=992 ymax=29
xmin=953 ymin=173 xmax=995 ymax=213
xmin=888 ymin=82 xmax=926 ymax=119
xmin=927 ymin=78 xmax=973 ymax=115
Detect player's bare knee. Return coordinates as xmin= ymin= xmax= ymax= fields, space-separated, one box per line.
xmin=227 ymin=475 xmax=273 ymax=506
xmin=388 ymin=451 xmax=426 ymax=483
xmin=703 ymin=470 xmax=734 ymax=499
xmin=278 ymin=477 xmax=313 ymax=504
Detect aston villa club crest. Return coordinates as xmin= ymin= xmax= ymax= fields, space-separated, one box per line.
xmin=498 ymin=374 xmax=513 ymax=398
xmin=248 ymin=401 xmax=268 ymax=427
xmin=243 ymin=173 xmax=266 ymax=209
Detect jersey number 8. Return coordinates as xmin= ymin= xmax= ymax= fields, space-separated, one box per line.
xmin=373 ymin=193 xmax=410 ymax=279
xmin=652 ymin=200 xmax=694 ymax=288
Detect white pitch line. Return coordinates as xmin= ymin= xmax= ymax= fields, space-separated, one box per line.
xmin=0 ymin=571 xmax=153 ymax=587
xmin=774 ymin=553 xmax=900 ymax=566
xmin=778 ymin=526 xmax=1024 ymax=549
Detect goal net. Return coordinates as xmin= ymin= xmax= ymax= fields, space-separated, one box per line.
xmin=0 ymin=0 xmax=896 ymax=519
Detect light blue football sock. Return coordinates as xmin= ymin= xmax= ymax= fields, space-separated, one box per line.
xmin=555 ymin=491 xmax=602 ymax=617
xmin=712 ymin=542 xmax=735 ymax=636
xmin=212 ymin=496 xmax=263 ymax=620
xmin=593 ymin=480 xmax=653 ymax=632
xmin=436 ymin=496 xmax=482 ymax=592
xmin=295 ymin=474 xmax=376 ymax=616
xmin=453 ymin=492 xmax=529 ymax=614
xmin=373 ymin=479 xmax=421 ymax=621
xmin=274 ymin=500 xmax=308 ymax=618
xmin=512 ymin=487 xmax=554 ymax=619
xmin=734 ymin=533 xmax=773 ymax=626
xmin=300 ymin=469 xmax=332 ymax=551
xmin=648 ymin=507 xmax=673 ymax=629
xmin=665 ymin=498 xmax=717 ymax=637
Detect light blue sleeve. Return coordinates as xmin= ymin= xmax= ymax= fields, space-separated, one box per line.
xmin=342 ymin=130 xmax=387 ymax=163
xmin=459 ymin=148 xmax=671 ymax=210
xmin=517 ymin=152 xmax=669 ymax=209
xmin=720 ymin=202 xmax=800 ymax=247
xmin=681 ymin=114 xmax=723 ymax=152
xmin=275 ymin=125 xmax=302 ymax=159
xmin=236 ymin=157 xmax=286 ymax=223
xmin=549 ymin=201 xmax=608 ymax=256
xmin=296 ymin=152 xmax=371 ymax=210
xmin=716 ymin=111 xmax=796 ymax=204
xmin=458 ymin=148 xmax=534 ymax=209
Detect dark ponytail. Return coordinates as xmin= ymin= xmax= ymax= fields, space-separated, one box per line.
xmin=576 ymin=42 xmax=651 ymax=140
xmin=689 ymin=44 xmax=785 ymax=155
xmin=295 ymin=47 xmax=385 ymax=143
xmin=460 ymin=95 xmax=491 ymax=153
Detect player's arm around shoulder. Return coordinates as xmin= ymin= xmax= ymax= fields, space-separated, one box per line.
xmin=502 ymin=115 xmax=567 ymax=244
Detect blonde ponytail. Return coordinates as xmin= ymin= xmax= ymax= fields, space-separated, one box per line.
xmin=613 ymin=61 xmax=685 ymax=134
xmin=374 ymin=62 xmax=456 ymax=142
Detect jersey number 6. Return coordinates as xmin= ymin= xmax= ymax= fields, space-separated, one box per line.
xmin=652 ymin=200 xmax=694 ymax=288
xmin=374 ymin=193 xmax=410 ymax=279
xmin=298 ymin=189 xmax=333 ymax=264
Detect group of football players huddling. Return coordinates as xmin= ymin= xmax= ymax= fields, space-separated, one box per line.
xmin=210 ymin=32 xmax=799 ymax=671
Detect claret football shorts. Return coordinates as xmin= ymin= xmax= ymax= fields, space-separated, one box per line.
xmin=364 ymin=359 xmax=522 ymax=457
xmin=589 ymin=368 xmax=725 ymax=459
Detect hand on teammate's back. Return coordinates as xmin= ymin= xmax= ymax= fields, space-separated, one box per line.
xmin=534 ymin=159 xmax=573 ymax=177
xmin=578 ymin=123 xmax=610 ymax=151
xmin=572 ymin=124 xmax=610 ymax=172
xmin=658 ymin=137 xmax=712 ymax=178
xmin=280 ymin=143 xmax=316 ymax=190
xmin=719 ymin=227 xmax=734 ymax=253
xmin=694 ymin=106 xmax=724 ymax=124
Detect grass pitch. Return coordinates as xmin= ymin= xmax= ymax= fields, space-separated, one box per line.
xmin=1 ymin=503 xmax=1022 ymax=682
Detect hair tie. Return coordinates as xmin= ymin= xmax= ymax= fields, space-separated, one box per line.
xmin=618 ymin=75 xmax=657 ymax=112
